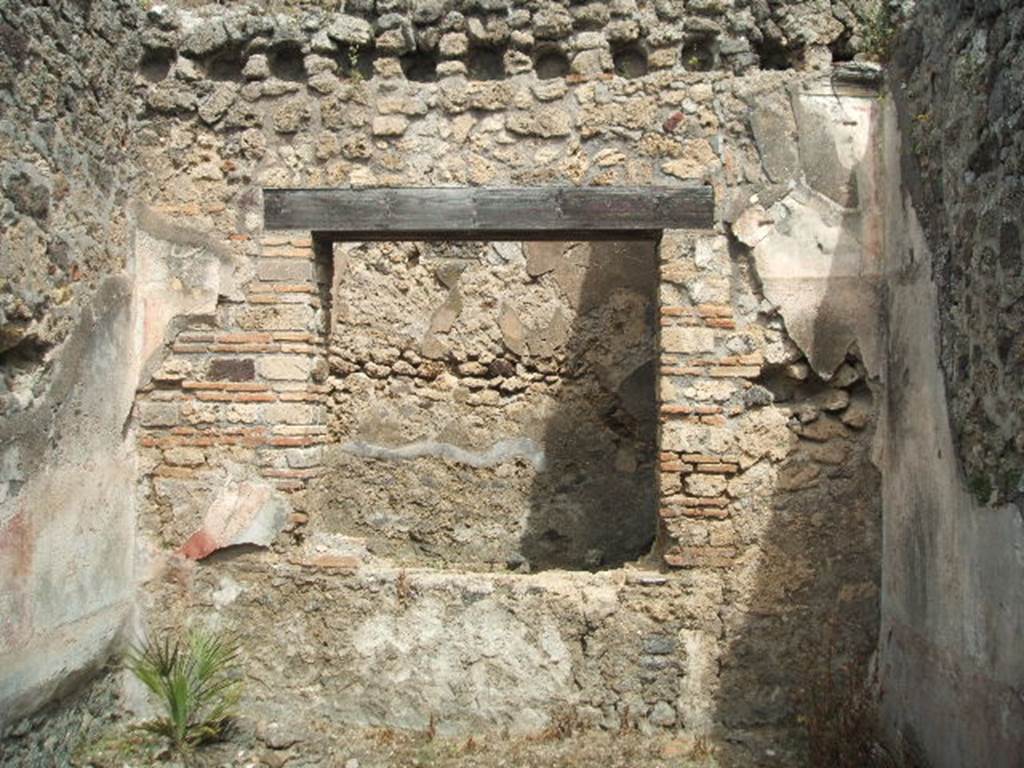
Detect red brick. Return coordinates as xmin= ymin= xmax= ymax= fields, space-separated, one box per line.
xmin=292 ymin=553 xmax=360 ymax=570
xmin=696 ymin=303 xmax=733 ymax=318
xmin=261 ymin=246 xmax=315 ymax=259
xmin=660 ymin=404 xmax=722 ymax=416
xmin=171 ymin=343 xmax=209 ymax=354
xmin=272 ymin=331 xmax=315 ymax=342
xmin=706 ymin=318 xmax=736 ymax=329
xmin=233 ymin=392 xmax=277 ymax=403
xmin=682 ymin=453 xmax=740 ymax=465
xmin=659 ymin=461 xmax=695 ymax=473
xmin=247 ymin=294 xmax=320 ymax=306
xmin=279 ymin=392 xmax=327 ymax=402
xmin=183 ymin=380 xmax=226 ymax=391
xmin=708 ymin=366 xmax=761 ymax=378
xmin=216 ymin=332 xmax=274 ymax=344
xmin=698 ymin=463 xmax=739 ymax=474
xmin=208 ymin=343 xmax=278 ymax=353
xmin=268 ymin=436 xmax=324 ymax=447
xmin=194 ymin=391 xmax=234 ymax=402
xmin=224 ymin=382 xmax=267 ymax=391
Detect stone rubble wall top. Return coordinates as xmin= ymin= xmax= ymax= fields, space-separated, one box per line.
xmin=140 ymin=0 xmax=872 ymax=83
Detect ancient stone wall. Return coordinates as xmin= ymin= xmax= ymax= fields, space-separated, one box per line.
xmin=878 ymin=1 xmax=1024 ymax=765
xmin=0 ymin=0 xmax=143 ymax=731
xmin=119 ymin=3 xmax=885 ymax=761
xmin=319 ymin=239 xmax=660 ymax=571
xmin=0 ymin=0 xmax=894 ymax=762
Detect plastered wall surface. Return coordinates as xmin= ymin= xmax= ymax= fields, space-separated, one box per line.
xmin=877 ymin=1 xmax=1024 ymax=765
xmin=0 ymin=0 xmax=141 ymax=731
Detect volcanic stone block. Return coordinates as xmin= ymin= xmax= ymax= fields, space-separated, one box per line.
xmin=209 ymin=358 xmax=256 ymax=381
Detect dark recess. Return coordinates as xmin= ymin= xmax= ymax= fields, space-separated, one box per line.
xmin=613 ymin=44 xmax=648 ymax=78
xmin=534 ymin=46 xmax=570 ymax=79
xmin=269 ymin=43 xmax=306 ymax=81
xmin=139 ymin=47 xmax=175 ymax=82
xmin=681 ymin=35 xmax=717 ymax=71
xmin=336 ymin=43 xmax=375 ymax=80
xmin=467 ymin=45 xmax=506 ymax=80
xmin=755 ymin=37 xmax=801 ymax=70
xmin=401 ymin=51 xmax=438 ymax=82
xmin=205 ymin=47 xmax=245 ymax=82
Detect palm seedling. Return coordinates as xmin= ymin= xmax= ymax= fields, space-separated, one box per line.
xmin=125 ymin=628 xmax=243 ymax=755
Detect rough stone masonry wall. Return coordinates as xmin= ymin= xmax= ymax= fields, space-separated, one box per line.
xmin=116 ymin=1 xmax=886 ymax=760
xmin=877 ymin=1 xmax=1024 ymax=765
xmin=0 ymin=0 xmax=143 ymax=732
xmin=0 ymin=1 xmax=892 ymax=764
xmin=316 ymin=238 xmax=660 ymax=571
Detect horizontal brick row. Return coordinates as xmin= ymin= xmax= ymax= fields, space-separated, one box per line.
xmin=660 ymin=304 xmax=733 ymax=318
xmin=663 ymin=546 xmax=737 ymax=568
xmin=660 ymin=364 xmax=761 ymax=379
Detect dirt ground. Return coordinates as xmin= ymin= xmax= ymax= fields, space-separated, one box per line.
xmin=71 ymin=722 xmax=792 ymax=768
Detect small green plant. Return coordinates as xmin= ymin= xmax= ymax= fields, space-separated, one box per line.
xmin=125 ymin=628 xmax=243 ymax=756
xmin=345 ymin=43 xmax=365 ymax=82
xmin=968 ymin=472 xmax=993 ymax=504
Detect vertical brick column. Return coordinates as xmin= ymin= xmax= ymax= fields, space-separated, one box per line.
xmin=136 ymin=231 xmax=329 ymax=512
xmin=247 ymin=231 xmax=330 ymax=491
xmin=656 ymin=231 xmax=762 ymax=569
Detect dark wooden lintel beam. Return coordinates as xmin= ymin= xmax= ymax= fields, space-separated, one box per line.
xmin=264 ymin=186 xmax=714 ymax=238
xmin=310 ymin=229 xmax=663 ymax=243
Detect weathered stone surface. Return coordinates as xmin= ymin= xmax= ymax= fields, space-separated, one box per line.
xmin=258 ymin=356 xmax=315 ymax=381
xmin=371 ymin=115 xmax=410 ymax=136
xmin=164 ymin=447 xmax=206 ymax=467
xmin=327 ymin=14 xmax=374 ymax=46
xmin=197 ymin=84 xmax=237 ymax=125
xmin=138 ymin=402 xmax=180 ymax=427
xmin=208 ymin=358 xmax=256 ymax=381
xmin=257 ymin=259 xmax=314 ymax=282
xmin=662 ymin=143 xmax=719 ymax=182
xmin=750 ymin=93 xmax=800 ymax=184
xmin=498 ymin=303 xmax=527 ymax=355
xmin=273 ymin=99 xmax=310 ymax=135
xmin=318 ymin=240 xmax=659 ymax=571
xmin=0 ymin=0 xmax=891 ymax=757
xmin=506 ymin=107 xmax=572 ymax=137
xmin=661 ymin=327 xmax=715 ymax=354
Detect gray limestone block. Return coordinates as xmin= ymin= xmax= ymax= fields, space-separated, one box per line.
xmin=750 ymin=92 xmax=800 ymax=184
